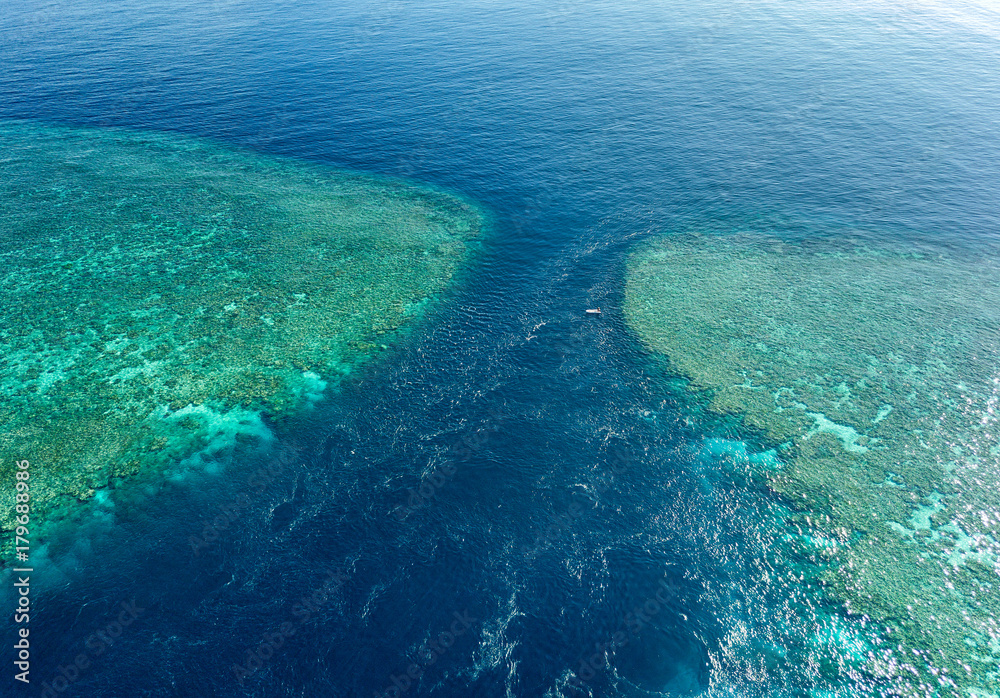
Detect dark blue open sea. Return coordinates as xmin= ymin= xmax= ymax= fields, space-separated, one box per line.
xmin=2 ymin=1 xmax=1000 ymax=697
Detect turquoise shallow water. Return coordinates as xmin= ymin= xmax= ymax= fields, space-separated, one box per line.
xmin=0 ymin=120 xmax=485 ymax=533
xmin=2 ymin=0 xmax=999 ymax=696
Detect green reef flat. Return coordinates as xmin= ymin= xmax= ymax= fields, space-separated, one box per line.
xmin=625 ymin=231 xmax=1000 ymax=696
xmin=0 ymin=121 xmax=484 ymax=536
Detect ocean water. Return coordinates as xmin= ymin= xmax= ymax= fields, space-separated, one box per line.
xmin=2 ymin=1 xmax=999 ymax=697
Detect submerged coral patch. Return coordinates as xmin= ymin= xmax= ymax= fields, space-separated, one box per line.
xmin=625 ymin=231 xmax=1000 ymax=695
xmin=0 ymin=121 xmax=484 ymax=532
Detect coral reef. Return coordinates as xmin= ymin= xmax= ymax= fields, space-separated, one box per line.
xmin=625 ymin=230 xmax=1000 ymax=696
xmin=0 ymin=121 xmax=484 ymax=533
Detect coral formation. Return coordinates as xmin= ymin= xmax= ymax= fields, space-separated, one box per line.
xmin=0 ymin=121 xmax=484 ymax=533
xmin=625 ymin=230 xmax=1000 ymax=695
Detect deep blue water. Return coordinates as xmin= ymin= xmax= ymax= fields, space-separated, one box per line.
xmin=3 ymin=1 xmax=1000 ymax=696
